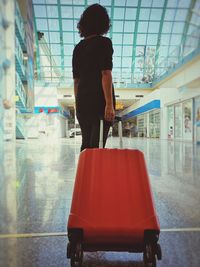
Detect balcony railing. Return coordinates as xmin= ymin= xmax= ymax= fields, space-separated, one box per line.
xmin=16 ymin=72 xmax=26 ymax=109
xmin=155 ymin=27 xmax=200 ymax=80
xmin=15 ymin=1 xmax=26 ymax=51
xmin=15 ymin=36 xmax=26 ymax=81
xmin=16 ymin=116 xmax=27 ymax=139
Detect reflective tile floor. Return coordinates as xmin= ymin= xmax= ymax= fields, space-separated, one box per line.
xmin=0 ymin=137 xmax=200 ymax=267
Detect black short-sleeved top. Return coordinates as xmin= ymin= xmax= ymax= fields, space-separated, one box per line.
xmin=72 ymin=35 xmax=115 ymax=119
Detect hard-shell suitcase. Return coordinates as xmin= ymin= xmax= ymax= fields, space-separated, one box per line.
xmin=67 ymin=118 xmax=162 ymax=267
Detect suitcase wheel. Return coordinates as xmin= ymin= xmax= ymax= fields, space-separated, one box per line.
xmin=70 ymin=242 xmax=83 ymax=267
xmin=67 ymin=242 xmax=71 ymax=259
xmin=155 ymin=243 xmax=162 ymax=260
xmin=143 ymin=243 xmax=157 ymax=267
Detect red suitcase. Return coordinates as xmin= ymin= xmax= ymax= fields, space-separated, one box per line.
xmin=67 ymin=119 xmax=162 ymax=267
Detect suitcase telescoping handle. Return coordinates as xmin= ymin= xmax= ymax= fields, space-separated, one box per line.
xmin=99 ymin=116 xmax=123 ymax=149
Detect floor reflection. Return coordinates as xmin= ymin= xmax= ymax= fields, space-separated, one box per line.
xmin=0 ymin=137 xmax=200 ymax=266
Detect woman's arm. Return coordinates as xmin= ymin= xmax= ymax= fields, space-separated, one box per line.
xmin=102 ymin=70 xmax=115 ymax=121
xmin=74 ymin=78 xmax=80 ymax=98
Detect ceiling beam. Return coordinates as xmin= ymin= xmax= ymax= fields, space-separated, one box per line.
xmin=131 ymin=0 xmax=142 ymax=83
xmin=109 ymin=0 xmax=115 ymax=40
xmin=153 ymin=0 xmax=168 ymax=80
xmin=32 ymin=4 xmax=41 ymax=80
xmin=120 ymin=0 xmax=127 ymax=82
xmin=179 ymin=0 xmax=197 ymax=58
xmin=57 ymin=0 xmax=65 ymax=80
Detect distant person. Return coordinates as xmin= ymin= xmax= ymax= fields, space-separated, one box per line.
xmin=72 ymin=4 xmax=115 ymax=151
xmin=196 ymin=107 xmax=200 ymax=122
xmin=184 ymin=116 xmax=191 ymax=133
xmin=168 ymin=126 xmax=173 ymax=138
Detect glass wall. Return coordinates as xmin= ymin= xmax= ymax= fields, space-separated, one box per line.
xmin=137 ymin=114 xmax=147 ymax=137
xmin=167 ymin=98 xmax=195 ymax=141
xmin=149 ymin=110 xmax=160 ymax=138
xmin=33 ymin=0 xmax=200 ymax=87
xmin=167 ymin=105 xmax=174 ymax=139
xmin=175 ymin=103 xmax=183 ymax=139
xmin=183 ymin=100 xmax=193 ymax=140
xmin=129 ymin=109 xmax=161 ymax=138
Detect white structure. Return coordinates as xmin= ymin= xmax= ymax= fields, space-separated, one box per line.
xmin=0 ymin=0 xmax=16 ymax=142
xmin=121 ymin=55 xmax=200 ymax=142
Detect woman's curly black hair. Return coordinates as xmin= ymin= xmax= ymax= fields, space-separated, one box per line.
xmin=77 ymin=4 xmax=111 ymax=38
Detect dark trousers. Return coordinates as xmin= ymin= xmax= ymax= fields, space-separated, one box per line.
xmin=77 ymin=116 xmax=111 ymax=152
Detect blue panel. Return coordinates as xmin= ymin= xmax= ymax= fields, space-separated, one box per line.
xmin=34 ymin=106 xmax=61 ymax=114
xmin=122 ymin=100 xmax=160 ymax=120
xmin=19 ymin=109 xmax=33 ymax=113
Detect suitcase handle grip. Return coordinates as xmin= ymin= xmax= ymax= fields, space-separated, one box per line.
xmin=99 ymin=117 xmax=123 ymax=149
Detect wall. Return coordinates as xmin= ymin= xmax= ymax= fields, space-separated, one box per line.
xmin=25 ymin=115 xmax=39 ymax=138
xmin=158 ymin=57 xmax=200 ymax=140
xmin=57 ymin=87 xmax=153 ymax=102
xmin=20 ymin=113 xmax=66 ymax=139
xmin=34 ymin=85 xmax=66 ymax=138
xmin=0 ymin=0 xmax=16 ymax=142
xmin=159 ymin=86 xmax=200 ymax=140
xmin=120 ymin=89 xmax=160 ymax=117
xmin=55 ymin=115 xmax=66 ymax=138
xmin=0 ymin=0 xmax=5 ymax=144
xmin=120 ymin=56 xmax=200 ymax=141
xmin=156 ymin=55 xmax=200 ymax=90
xmin=17 ymin=0 xmax=35 ymax=111
xmin=35 ymin=86 xmax=58 ymax=107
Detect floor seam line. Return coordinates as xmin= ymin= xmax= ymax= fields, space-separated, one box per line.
xmin=1 ymin=228 xmax=200 ymax=238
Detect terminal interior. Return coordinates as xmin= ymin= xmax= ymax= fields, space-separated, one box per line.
xmin=0 ymin=0 xmax=200 ymax=266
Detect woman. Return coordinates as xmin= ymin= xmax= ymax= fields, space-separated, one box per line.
xmin=72 ymin=4 xmax=115 ymax=151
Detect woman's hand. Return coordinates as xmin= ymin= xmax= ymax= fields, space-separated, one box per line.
xmin=102 ymin=70 xmax=115 ymax=122
xmin=105 ymin=104 xmax=115 ymax=122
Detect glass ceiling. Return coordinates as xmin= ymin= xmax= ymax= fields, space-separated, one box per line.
xmin=33 ymin=0 xmax=200 ymax=88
